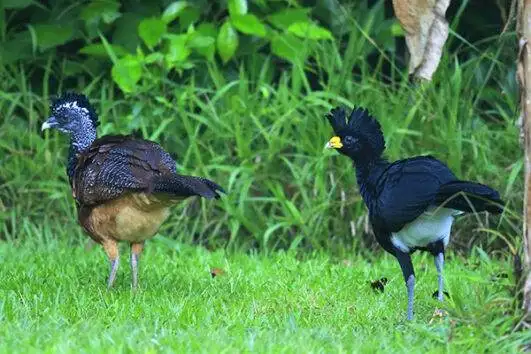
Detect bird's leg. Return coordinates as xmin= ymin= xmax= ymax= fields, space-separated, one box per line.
xmin=395 ymin=251 xmax=415 ymax=321
xmin=406 ymin=274 xmax=415 ymax=320
xmin=102 ymin=239 xmax=119 ymax=289
xmin=434 ymin=252 xmax=444 ymax=302
xmin=130 ymin=242 xmax=144 ymax=290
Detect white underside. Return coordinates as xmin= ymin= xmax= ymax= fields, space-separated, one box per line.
xmin=390 ymin=206 xmax=463 ymax=253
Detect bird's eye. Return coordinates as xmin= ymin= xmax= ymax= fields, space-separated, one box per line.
xmin=343 ymin=136 xmax=355 ymax=145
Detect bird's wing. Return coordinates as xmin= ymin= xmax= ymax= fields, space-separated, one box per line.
xmin=375 ymin=156 xmax=458 ymax=232
xmin=72 ymin=135 xmax=178 ymax=205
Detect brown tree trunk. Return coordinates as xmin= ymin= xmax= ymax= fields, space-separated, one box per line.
xmin=517 ymin=0 xmax=531 ymax=316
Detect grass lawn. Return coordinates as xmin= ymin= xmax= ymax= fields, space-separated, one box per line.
xmin=0 ymin=237 xmax=528 ymax=353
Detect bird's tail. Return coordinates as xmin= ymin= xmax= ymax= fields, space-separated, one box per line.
xmin=435 ymin=180 xmax=504 ymax=214
xmin=148 ymin=174 xmax=225 ymax=200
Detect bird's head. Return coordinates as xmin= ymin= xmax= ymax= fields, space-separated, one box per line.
xmin=41 ymin=93 xmax=99 ymax=135
xmin=324 ymin=106 xmax=385 ymax=162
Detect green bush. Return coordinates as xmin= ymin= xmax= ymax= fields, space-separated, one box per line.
xmin=1 ymin=0 xmax=361 ymax=94
xmin=0 ymin=1 xmax=522 ymax=256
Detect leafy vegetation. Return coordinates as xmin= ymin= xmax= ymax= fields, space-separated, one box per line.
xmin=1 ymin=1 xmax=521 ymax=252
xmin=0 ymin=0 xmax=528 ymax=351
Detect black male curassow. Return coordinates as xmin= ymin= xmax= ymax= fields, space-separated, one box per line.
xmin=324 ymin=106 xmax=504 ymax=320
xmin=41 ymin=93 xmax=225 ymax=289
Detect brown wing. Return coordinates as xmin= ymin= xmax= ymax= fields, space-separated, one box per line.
xmin=72 ymin=135 xmax=177 ymax=206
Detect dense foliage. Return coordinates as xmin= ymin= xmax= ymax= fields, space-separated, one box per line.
xmin=0 ymin=1 xmax=522 ymax=256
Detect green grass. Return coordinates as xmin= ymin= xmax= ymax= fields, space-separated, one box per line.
xmin=0 ymin=2 xmax=528 ymax=352
xmin=0 ymin=237 xmax=528 ymax=353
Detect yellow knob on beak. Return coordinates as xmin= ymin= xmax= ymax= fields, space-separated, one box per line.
xmin=325 ymin=136 xmax=343 ymax=149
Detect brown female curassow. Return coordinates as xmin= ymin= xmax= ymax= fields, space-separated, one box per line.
xmin=41 ymin=93 xmax=225 ymax=289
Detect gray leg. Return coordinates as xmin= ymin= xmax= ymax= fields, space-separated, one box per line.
xmin=102 ymin=240 xmax=119 ymax=289
xmin=406 ymin=274 xmax=415 ymax=321
xmin=131 ymin=253 xmax=139 ymax=289
xmin=107 ymin=258 xmax=119 ymax=289
xmin=131 ymin=242 xmax=144 ymax=290
xmin=396 ymin=251 xmax=415 ymax=321
xmin=434 ymin=252 xmax=444 ymax=301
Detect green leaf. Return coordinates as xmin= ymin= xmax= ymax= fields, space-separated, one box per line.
xmin=391 ymin=21 xmax=405 ymax=37
xmin=63 ymin=60 xmax=85 ymax=76
xmin=287 ymin=22 xmax=333 ymax=40
xmin=217 ymin=21 xmax=239 ymax=63
xmin=81 ymin=1 xmax=121 ymax=25
xmin=4 ymin=0 xmax=32 ymax=8
xmin=188 ymin=34 xmax=215 ymax=48
xmin=33 ymin=24 xmax=74 ymax=51
xmin=179 ymin=7 xmax=200 ymax=31
xmin=165 ymin=35 xmax=191 ymax=64
xmin=111 ymin=55 xmax=142 ymax=93
xmin=271 ymin=33 xmax=307 ymax=64
xmin=0 ymin=32 xmax=33 ymax=64
xmin=113 ymin=13 xmax=142 ymax=52
xmin=197 ymin=23 xmax=217 ymax=38
xmin=138 ymin=18 xmax=167 ymax=48
xmin=79 ymin=43 xmax=128 ymax=58
xmin=145 ymin=52 xmax=164 ymax=64
xmin=267 ymin=8 xmax=311 ymax=30
xmin=162 ymin=1 xmax=188 ymax=24
xmin=194 ymin=23 xmax=217 ymax=61
xmin=228 ymin=0 xmax=248 ymax=16
xmin=231 ymin=14 xmax=266 ymax=37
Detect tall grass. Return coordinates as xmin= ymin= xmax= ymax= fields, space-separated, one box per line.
xmin=0 ymin=3 xmax=522 ymax=257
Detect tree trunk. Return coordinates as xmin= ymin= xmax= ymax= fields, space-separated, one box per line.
xmin=517 ymin=0 xmax=531 ymax=316
xmin=392 ymin=0 xmax=450 ymax=81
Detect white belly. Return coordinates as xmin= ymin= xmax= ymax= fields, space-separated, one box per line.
xmin=390 ymin=206 xmax=463 ymax=253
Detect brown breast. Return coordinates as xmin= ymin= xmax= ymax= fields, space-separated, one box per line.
xmin=78 ymin=193 xmax=182 ymax=243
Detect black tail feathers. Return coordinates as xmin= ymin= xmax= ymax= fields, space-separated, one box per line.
xmin=435 ymin=181 xmax=504 ymax=214
xmin=149 ymin=174 xmax=225 ymax=200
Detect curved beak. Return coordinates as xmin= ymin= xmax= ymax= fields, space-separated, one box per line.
xmin=41 ymin=116 xmax=58 ymax=131
xmin=325 ymin=136 xmax=343 ymax=149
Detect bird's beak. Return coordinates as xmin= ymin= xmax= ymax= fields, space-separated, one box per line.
xmin=325 ymin=136 xmax=343 ymax=149
xmin=41 ymin=116 xmax=58 ymax=131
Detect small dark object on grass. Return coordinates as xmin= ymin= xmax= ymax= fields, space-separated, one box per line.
xmin=432 ymin=290 xmax=450 ymax=299
xmin=370 ymin=277 xmax=388 ymax=293
xmin=490 ymin=272 xmax=509 ymax=281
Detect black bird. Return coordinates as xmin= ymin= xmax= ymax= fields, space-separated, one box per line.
xmin=324 ymin=106 xmax=504 ymax=320
xmin=41 ymin=93 xmax=225 ymax=289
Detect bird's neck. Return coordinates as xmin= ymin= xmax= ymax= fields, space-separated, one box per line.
xmin=67 ymin=126 xmax=97 ymax=182
xmin=354 ymin=157 xmax=389 ymax=207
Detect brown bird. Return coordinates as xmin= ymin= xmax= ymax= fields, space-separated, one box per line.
xmin=42 ymin=93 xmax=225 ymax=289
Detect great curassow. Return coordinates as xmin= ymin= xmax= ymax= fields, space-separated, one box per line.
xmin=324 ymin=106 xmax=504 ymax=320
xmin=41 ymin=93 xmax=225 ymax=289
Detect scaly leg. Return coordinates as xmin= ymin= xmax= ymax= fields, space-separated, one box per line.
xmin=130 ymin=242 xmax=145 ymax=290
xmin=434 ymin=252 xmax=445 ymax=301
xmin=395 ymin=250 xmax=415 ymax=321
xmin=102 ymin=239 xmax=119 ymax=289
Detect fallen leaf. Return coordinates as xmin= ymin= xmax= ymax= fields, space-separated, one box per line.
xmin=392 ymin=0 xmax=450 ymax=80
xmin=429 ymin=308 xmax=448 ymax=324
xmin=210 ymin=267 xmax=225 ymax=278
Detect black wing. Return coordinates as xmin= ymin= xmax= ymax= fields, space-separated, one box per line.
xmin=374 ymin=156 xmax=458 ymax=232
